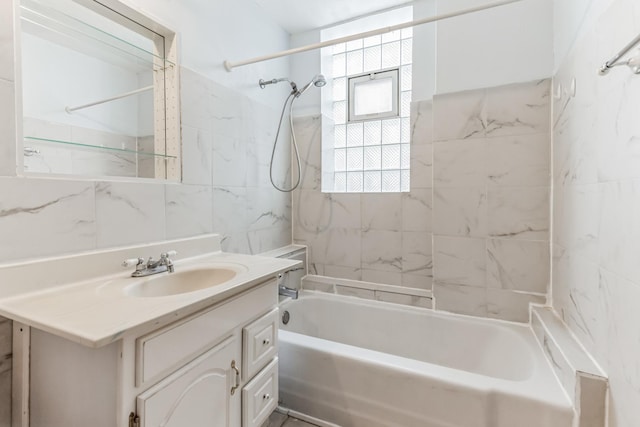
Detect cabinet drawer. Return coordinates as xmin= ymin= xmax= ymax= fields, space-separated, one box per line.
xmin=242 ymin=358 xmax=278 ymax=427
xmin=242 ymin=308 xmax=278 ymax=380
xmin=136 ymin=280 xmax=277 ymax=386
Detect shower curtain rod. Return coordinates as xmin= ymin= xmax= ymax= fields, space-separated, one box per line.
xmin=65 ymin=85 xmax=154 ymax=113
xmin=224 ymin=0 xmax=524 ymax=71
xmin=599 ymin=31 xmax=640 ymax=75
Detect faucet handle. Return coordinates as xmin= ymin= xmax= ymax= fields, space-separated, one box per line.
xmin=161 ymin=250 xmax=177 ymax=259
xmin=122 ymin=257 xmax=145 ymax=268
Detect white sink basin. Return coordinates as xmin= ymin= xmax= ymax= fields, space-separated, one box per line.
xmin=125 ymin=267 xmax=239 ymax=297
xmin=99 ymin=263 xmax=248 ymax=298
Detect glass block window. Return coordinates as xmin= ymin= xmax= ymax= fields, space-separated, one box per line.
xmin=331 ymin=28 xmax=412 ymax=193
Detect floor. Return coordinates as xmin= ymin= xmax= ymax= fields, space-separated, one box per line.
xmin=261 ymin=410 xmax=319 ymax=427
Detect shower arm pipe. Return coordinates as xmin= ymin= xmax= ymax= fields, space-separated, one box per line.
xmin=599 ymin=31 xmax=640 ymax=75
xmin=223 ymin=0 xmax=524 ymax=71
xmin=65 ymin=85 xmax=154 ymax=113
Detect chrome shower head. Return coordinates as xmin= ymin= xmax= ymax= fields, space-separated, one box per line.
xmin=313 ymin=74 xmax=327 ymax=87
xmin=295 ymin=74 xmax=326 ymax=97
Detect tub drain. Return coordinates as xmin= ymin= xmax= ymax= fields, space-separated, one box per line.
xmin=282 ymin=310 xmax=290 ymax=325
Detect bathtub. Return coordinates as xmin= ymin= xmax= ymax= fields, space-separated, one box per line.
xmin=278 ymin=291 xmax=573 ymax=427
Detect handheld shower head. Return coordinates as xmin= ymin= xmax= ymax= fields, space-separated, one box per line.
xmin=266 ymin=73 xmax=326 ymax=193
xmin=313 ymin=74 xmax=327 ymax=87
xmin=295 ymin=74 xmax=326 ymax=97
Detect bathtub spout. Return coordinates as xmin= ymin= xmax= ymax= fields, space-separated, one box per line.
xmin=279 ymin=285 xmax=299 ymax=299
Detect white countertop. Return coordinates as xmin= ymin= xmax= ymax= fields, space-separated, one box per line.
xmin=0 ymin=251 xmax=298 ymax=348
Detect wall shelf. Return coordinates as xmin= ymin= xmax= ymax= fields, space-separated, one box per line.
xmin=24 ymin=136 xmax=176 ymax=159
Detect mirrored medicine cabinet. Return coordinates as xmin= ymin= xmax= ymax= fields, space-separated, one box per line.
xmin=18 ymin=0 xmax=180 ymax=180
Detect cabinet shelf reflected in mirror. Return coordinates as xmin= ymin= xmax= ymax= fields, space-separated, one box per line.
xmin=20 ymin=0 xmax=175 ymax=71
xmin=23 ymin=136 xmax=177 ymax=178
xmin=20 ymin=0 xmax=180 ymax=180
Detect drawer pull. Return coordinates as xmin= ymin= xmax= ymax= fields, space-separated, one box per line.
xmin=230 ymin=360 xmax=240 ymax=395
xmin=263 ymin=394 xmax=270 ymax=400
xmin=263 ymin=339 xmax=270 ymax=345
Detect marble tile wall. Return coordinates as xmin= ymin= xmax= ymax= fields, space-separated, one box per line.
xmin=0 ymin=67 xmax=291 ymax=263
xmin=551 ymin=0 xmax=640 ymax=424
xmin=292 ymin=113 xmax=434 ymax=293
xmin=293 ymin=79 xmax=551 ymax=322
xmin=432 ymin=79 xmax=551 ymax=322
xmin=301 ymin=275 xmax=433 ymax=309
xmin=531 ymin=306 xmax=607 ymax=425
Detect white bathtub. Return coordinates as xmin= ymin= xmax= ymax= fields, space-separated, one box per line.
xmin=278 ymin=291 xmax=573 ymax=427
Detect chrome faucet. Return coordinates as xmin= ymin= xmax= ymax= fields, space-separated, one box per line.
xmin=123 ymin=250 xmax=176 ymax=277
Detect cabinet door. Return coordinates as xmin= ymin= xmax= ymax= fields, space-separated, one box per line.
xmin=137 ymin=336 xmax=241 ymax=427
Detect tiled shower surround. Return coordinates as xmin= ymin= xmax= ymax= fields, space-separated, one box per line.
xmin=432 ymin=79 xmax=550 ymax=321
xmin=552 ymin=0 xmax=640 ymax=424
xmin=293 ymin=78 xmax=551 ymax=323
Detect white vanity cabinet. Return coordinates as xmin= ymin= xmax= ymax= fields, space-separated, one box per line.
xmin=136 ymin=336 xmax=241 ymax=427
xmin=28 ymin=279 xmax=280 ymax=427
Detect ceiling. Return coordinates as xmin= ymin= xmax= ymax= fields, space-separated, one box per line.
xmin=251 ymin=0 xmax=415 ymax=34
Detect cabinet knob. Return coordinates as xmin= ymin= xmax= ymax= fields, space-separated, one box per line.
xmin=263 ymin=394 xmax=270 ymax=400
xmin=263 ymin=339 xmax=270 ymax=345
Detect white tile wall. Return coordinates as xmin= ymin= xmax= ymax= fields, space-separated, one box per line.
xmin=95 ymin=181 xmax=166 ymax=248
xmin=433 ymin=236 xmax=486 ymax=288
xmin=432 ymin=282 xmax=487 ymax=317
xmin=293 ymin=112 xmax=434 ymax=290
xmin=294 ymin=79 xmax=551 ymax=322
xmin=0 ymin=66 xmax=290 ymax=263
xmin=433 ymin=187 xmax=488 ymax=237
xmin=181 ymin=125 xmax=213 ymax=186
xmin=432 ymin=79 xmax=551 ymax=322
xmin=486 ymin=239 xmax=549 ymax=293
xmin=552 ymin=0 xmax=640 ymax=424
xmin=165 ymin=184 xmax=213 ymax=239
xmin=0 ymin=177 xmax=96 ymax=261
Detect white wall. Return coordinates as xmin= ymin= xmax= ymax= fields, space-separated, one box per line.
xmin=412 ymin=0 xmax=437 ymax=100
xmin=552 ymin=0 xmax=593 ymax=71
xmin=125 ymin=0 xmax=292 ymax=107
xmin=21 ymin=33 xmax=143 ymax=136
xmin=291 ymin=0 xmax=551 ymax=102
xmin=435 ymin=0 xmax=553 ymax=94
xmin=290 ymin=30 xmax=322 ymax=117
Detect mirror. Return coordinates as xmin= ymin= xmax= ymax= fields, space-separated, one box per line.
xmin=19 ymin=0 xmax=180 ymax=180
